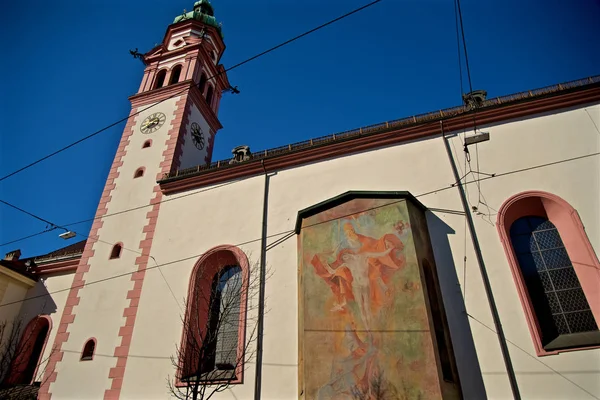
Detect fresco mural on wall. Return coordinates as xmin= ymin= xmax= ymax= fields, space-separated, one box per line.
xmin=299 ymin=198 xmax=443 ymax=400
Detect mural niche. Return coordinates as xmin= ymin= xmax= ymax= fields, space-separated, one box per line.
xmin=297 ymin=194 xmax=460 ymax=400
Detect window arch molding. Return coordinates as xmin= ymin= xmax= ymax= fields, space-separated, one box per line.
xmin=177 ymin=245 xmax=250 ymax=386
xmin=497 ymin=190 xmax=600 ymax=355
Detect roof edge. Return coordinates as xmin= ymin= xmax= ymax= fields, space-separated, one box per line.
xmin=295 ymin=191 xmax=426 ymax=234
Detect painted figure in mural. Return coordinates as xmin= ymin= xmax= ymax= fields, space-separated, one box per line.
xmin=320 ymin=247 xmax=393 ymax=330
xmin=310 ymin=222 xmax=407 ymax=399
xmin=311 ymin=223 xmax=406 ymax=330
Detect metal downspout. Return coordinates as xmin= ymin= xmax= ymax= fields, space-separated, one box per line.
xmin=441 ymin=121 xmax=521 ymax=399
xmin=254 ymin=160 xmax=269 ymax=400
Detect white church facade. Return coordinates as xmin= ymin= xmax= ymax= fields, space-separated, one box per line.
xmin=1 ymin=1 xmax=599 ymax=399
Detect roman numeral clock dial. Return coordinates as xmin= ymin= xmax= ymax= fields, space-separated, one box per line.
xmin=140 ymin=112 xmax=166 ymax=134
xmin=191 ymin=122 xmax=205 ymax=150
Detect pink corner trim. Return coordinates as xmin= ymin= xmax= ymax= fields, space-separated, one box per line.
xmin=496 ymin=190 xmax=600 ymax=356
xmin=104 ymin=90 xmax=190 ymax=398
xmin=39 ymin=107 xmax=139 ymax=399
xmin=175 ymin=245 xmax=250 ymax=388
xmin=80 ymin=337 xmax=97 ymax=361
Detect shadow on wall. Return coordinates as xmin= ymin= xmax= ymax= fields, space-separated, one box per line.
xmin=426 ymin=211 xmax=488 ymax=399
xmin=17 ymin=278 xmax=58 ymax=322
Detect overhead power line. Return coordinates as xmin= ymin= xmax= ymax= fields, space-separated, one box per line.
xmin=1 ymin=150 xmax=598 ymax=309
xmin=2 ymin=151 xmax=598 ymax=248
xmin=0 ymin=0 xmax=383 ymax=183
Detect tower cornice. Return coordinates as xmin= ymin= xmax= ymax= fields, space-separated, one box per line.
xmin=144 ymin=21 xmax=225 ymax=65
xmin=129 ymin=80 xmax=223 ymax=132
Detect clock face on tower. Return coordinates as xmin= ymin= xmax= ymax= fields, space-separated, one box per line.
xmin=140 ymin=112 xmax=166 ymax=134
xmin=190 ymin=122 xmax=205 ymax=150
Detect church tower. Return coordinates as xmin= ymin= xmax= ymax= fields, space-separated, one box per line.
xmin=39 ymin=2 xmax=229 ymax=399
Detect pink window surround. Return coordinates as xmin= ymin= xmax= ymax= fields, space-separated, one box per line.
xmin=134 ymin=167 xmax=145 ymax=179
xmin=175 ymin=245 xmax=250 ymax=387
xmin=497 ymin=190 xmax=600 ymax=356
xmin=142 ymin=139 xmax=152 ymax=149
xmin=80 ymin=338 xmax=97 ymax=361
xmin=3 ymin=315 xmax=52 ymax=385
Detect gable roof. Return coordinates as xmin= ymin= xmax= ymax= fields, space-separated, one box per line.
xmin=32 ymin=239 xmax=87 ymax=263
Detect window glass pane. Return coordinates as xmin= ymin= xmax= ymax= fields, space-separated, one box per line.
xmin=531 ymin=252 xmax=546 ymax=271
xmin=509 ymin=215 xmax=598 ymax=347
xmin=546 ymin=292 xmax=562 ymax=314
xmin=533 ymin=229 xmax=564 ymax=250
xmin=215 ymin=266 xmax=242 ymax=368
xmin=510 ymin=218 xmax=531 ymax=235
xmin=564 ymin=311 xmax=598 ymax=333
xmin=555 ymin=289 xmax=592 ymax=313
xmin=540 ymin=248 xmax=571 ymax=269
xmin=511 ymin=234 xmax=533 ymax=254
xmin=516 ymin=253 xmax=538 ymax=275
xmin=537 ymin=271 xmax=554 ymax=292
xmin=552 ymin=314 xmax=570 ymax=335
xmin=547 ymin=268 xmax=580 ymax=291
xmin=527 ymin=216 xmax=548 ymax=231
xmin=536 ymin=220 xmax=556 ymax=231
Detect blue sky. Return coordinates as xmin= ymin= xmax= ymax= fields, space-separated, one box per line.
xmin=1 ymin=0 xmax=599 ymax=257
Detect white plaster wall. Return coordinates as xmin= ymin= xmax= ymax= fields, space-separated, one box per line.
xmin=178 ymin=103 xmax=213 ymax=170
xmin=0 ymin=277 xmax=29 ymax=326
xmin=50 ymin=97 xmax=183 ymax=399
xmin=40 ymin=101 xmax=599 ymax=399
xmin=444 ymin=104 xmax=600 ymax=399
xmin=158 ymin=54 xmax=187 ymax=72
xmin=124 ymin=103 xmax=600 ymax=400
xmin=121 ymin=175 xmax=265 ymax=399
xmin=0 ymin=277 xmax=30 ymax=382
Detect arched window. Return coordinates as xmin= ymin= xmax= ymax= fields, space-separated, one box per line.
xmin=180 ymin=246 xmax=249 ymax=384
xmin=3 ymin=316 xmax=51 ymax=386
xmin=497 ymin=191 xmax=600 ymax=355
xmin=169 ymin=65 xmax=182 ymax=85
xmin=134 ymin=167 xmax=145 ymax=179
xmin=142 ymin=139 xmax=152 ymax=149
xmin=80 ymin=339 xmax=96 ymax=361
xmin=198 ymin=73 xmax=207 ymax=94
xmin=155 ymin=69 xmax=167 ymax=89
xmin=110 ymin=243 xmax=122 ymax=260
xmin=206 ymin=85 xmax=214 ymax=107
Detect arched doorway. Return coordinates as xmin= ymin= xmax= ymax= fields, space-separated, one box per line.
xmin=3 ymin=316 xmax=51 ymax=386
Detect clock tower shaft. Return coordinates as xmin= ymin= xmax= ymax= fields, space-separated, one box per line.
xmin=40 ymin=2 xmax=229 ymax=399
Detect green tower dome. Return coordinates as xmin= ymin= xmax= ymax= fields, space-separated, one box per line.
xmin=173 ymin=0 xmax=223 ymax=37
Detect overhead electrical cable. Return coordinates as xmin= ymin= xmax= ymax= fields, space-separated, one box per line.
xmin=0 ymin=0 xmax=383 ymax=183
xmin=1 ymin=150 xmax=598 ymax=309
